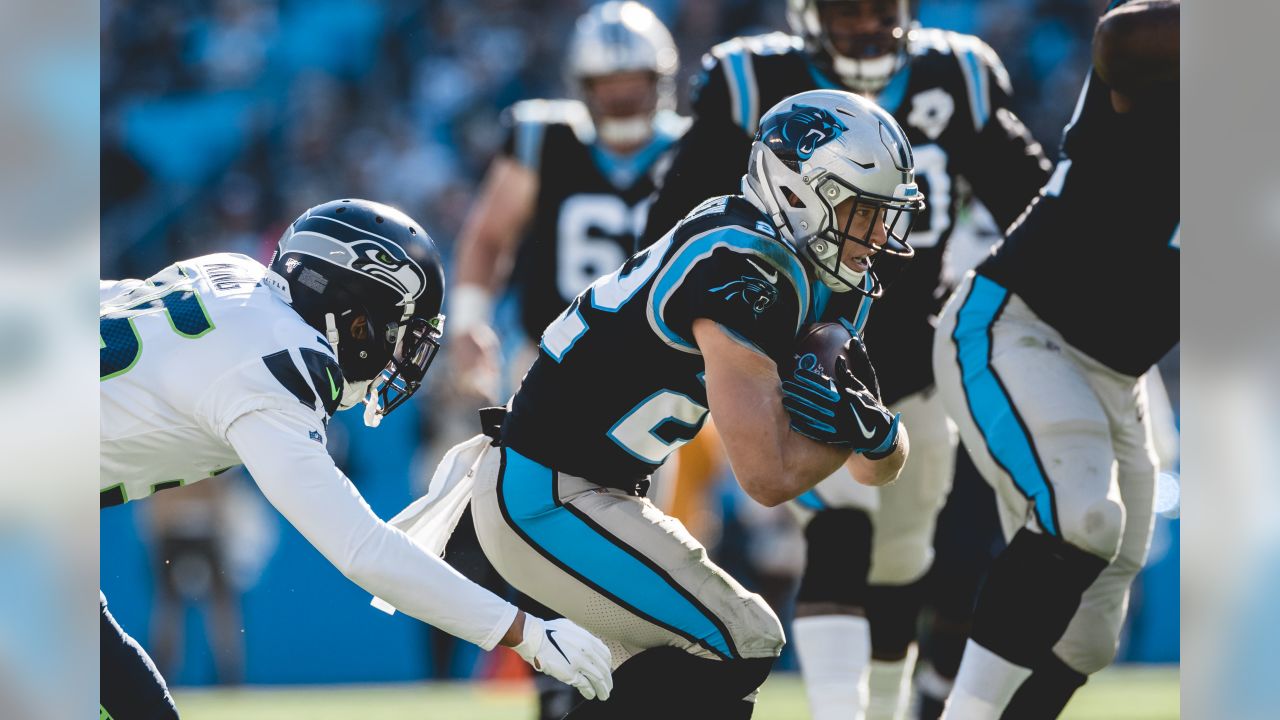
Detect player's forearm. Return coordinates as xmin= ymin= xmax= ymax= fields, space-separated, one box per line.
xmin=847 ymin=421 xmax=909 ymax=487
xmin=228 ymin=410 xmax=519 ymax=650
xmin=730 ymin=397 xmax=850 ymax=507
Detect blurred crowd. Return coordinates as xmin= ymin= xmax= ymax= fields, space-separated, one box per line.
xmin=101 ymin=0 xmax=1103 ymax=280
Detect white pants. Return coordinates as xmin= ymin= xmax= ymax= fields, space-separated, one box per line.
xmin=470 ymin=443 xmax=784 ymax=667
xmin=789 ymin=387 xmax=959 ymax=586
xmin=932 ymin=273 xmax=1157 ymax=673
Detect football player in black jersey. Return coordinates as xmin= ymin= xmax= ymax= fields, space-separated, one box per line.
xmin=464 ymin=90 xmax=918 ymax=719
xmin=441 ymin=5 xmax=687 ymax=716
xmin=447 ymin=1 xmax=687 ymax=403
xmin=931 ymin=2 xmax=1178 ymax=717
xmin=642 ymin=2 xmax=1053 ymax=717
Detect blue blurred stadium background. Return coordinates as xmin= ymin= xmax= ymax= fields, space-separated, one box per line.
xmin=100 ymin=0 xmax=1178 ymax=688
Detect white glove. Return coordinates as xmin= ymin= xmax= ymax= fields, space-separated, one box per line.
xmin=512 ymin=615 xmax=613 ymax=701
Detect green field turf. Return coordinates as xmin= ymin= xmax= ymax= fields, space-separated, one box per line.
xmin=173 ymin=665 xmax=1178 ymax=719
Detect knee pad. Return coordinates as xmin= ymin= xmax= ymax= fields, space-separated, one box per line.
xmin=866 ymin=579 xmax=926 ymax=660
xmin=797 ymin=509 xmax=873 ymax=606
xmin=970 ymin=529 xmax=1107 ymax=668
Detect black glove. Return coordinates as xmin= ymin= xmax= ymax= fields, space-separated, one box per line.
xmin=782 ymin=355 xmax=900 ymax=458
xmin=842 ymin=335 xmax=882 ymax=402
xmin=832 ymin=356 xmax=900 ymax=459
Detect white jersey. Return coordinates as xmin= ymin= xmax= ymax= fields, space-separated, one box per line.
xmin=100 ymin=253 xmax=335 ymax=502
xmin=99 ymin=252 xmax=519 ymax=651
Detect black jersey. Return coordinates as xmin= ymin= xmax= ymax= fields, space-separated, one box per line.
xmin=644 ymin=31 xmax=1051 ymax=404
xmin=978 ymin=64 xmax=1179 ymax=377
xmin=499 ymin=100 xmax=688 ymax=340
xmin=502 ymin=195 xmax=872 ymax=489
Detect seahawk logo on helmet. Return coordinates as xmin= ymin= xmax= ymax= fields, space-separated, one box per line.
xmin=760 ymin=104 xmax=849 ymax=164
xmin=349 ymin=240 xmax=428 ymax=301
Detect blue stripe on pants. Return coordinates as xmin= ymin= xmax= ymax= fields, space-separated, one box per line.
xmin=499 ymin=448 xmax=736 ymax=658
xmin=952 ymin=276 xmax=1060 ymax=536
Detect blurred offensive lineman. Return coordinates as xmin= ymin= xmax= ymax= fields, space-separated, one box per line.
xmin=448 ymin=1 xmax=687 ymax=400
xmin=99 ymin=200 xmax=611 ymax=719
xmin=463 ymin=90 xmax=917 ymax=719
xmin=642 ymin=2 xmax=1052 ymax=717
xmin=931 ymin=2 xmax=1179 ymax=717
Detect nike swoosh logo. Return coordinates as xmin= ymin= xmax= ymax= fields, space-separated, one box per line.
xmin=545 ymin=629 xmax=570 ymax=664
xmin=326 ymin=368 xmax=340 ymax=401
xmin=853 ymin=407 xmax=877 ymax=440
xmin=745 ymin=258 xmax=779 ymax=284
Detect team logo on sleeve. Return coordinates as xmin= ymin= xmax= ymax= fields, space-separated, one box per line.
xmin=758 ymin=104 xmax=849 ymax=166
xmin=710 ymin=275 xmax=779 ymax=315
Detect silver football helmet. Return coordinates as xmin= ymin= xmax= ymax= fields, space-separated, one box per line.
xmin=565 ymin=1 xmax=678 ymax=146
xmin=743 ymin=89 xmax=924 ymax=297
xmin=787 ymin=0 xmax=912 ymax=94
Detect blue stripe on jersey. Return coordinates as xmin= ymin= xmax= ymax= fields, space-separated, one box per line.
xmin=876 ymin=63 xmax=912 ymax=115
xmin=499 ymin=447 xmax=735 ymax=659
xmin=516 ymin=120 xmax=545 ymax=170
xmin=808 ymin=280 xmax=832 ymax=323
xmin=591 ymin=129 xmax=678 ymax=189
xmin=794 ymin=489 xmax=826 ymax=511
xmin=648 ymin=227 xmax=809 ymax=352
xmin=952 ymin=276 xmax=1059 ymax=536
xmin=725 ymin=48 xmax=754 ymax=132
xmin=851 ymin=274 xmax=874 ymax=333
xmin=959 ymin=48 xmax=990 ymax=129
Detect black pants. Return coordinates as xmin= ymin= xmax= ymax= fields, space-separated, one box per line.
xmin=100 ymin=592 xmax=179 ymax=719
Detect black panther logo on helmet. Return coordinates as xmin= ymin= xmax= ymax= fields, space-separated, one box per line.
xmin=757 ymin=103 xmax=849 ymax=168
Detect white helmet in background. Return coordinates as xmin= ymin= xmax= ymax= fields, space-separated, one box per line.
xmin=787 ymin=0 xmax=913 ymax=94
xmin=565 ymin=1 xmax=678 ymax=147
xmin=743 ymin=89 xmax=924 ymax=297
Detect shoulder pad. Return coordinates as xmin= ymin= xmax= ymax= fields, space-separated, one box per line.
xmin=710 ymin=32 xmax=803 ymax=61
xmin=911 ymin=29 xmax=1012 ymax=131
xmin=509 ymin=99 xmax=593 ymax=140
xmin=653 ymin=110 xmax=691 ymax=142
xmin=707 ymin=33 xmax=805 ymax=133
xmin=504 ymin=99 xmax=594 ymax=169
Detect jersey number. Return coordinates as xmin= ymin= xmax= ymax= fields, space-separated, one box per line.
xmin=908 ymin=144 xmax=951 ymax=249
xmin=100 ymin=266 xmax=214 ymax=380
xmin=542 ymin=232 xmax=704 ymax=463
xmin=557 ymin=194 xmax=649 ymax=301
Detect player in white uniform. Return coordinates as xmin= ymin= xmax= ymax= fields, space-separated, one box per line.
xmin=99 ymin=199 xmax=613 ymax=719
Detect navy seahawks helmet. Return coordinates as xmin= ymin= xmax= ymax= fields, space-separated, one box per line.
xmin=268 ymin=199 xmax=445 ymax=426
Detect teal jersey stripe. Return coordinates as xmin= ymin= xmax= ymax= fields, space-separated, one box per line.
xmin=499 ymin=448 xmax=735 ymax=658
xmin=952 ymin=276 xmax=1059 ymax=536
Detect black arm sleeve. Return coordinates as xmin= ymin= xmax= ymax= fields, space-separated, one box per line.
xmin=642 ymin=56 xmax=756 ymax=245
xmin=948 ymin=54 xmax=1053 ymax=231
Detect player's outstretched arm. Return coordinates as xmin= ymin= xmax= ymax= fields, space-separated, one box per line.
xmin=226 ymin=408 xmax=612 ymax=700
xmin=694 ymin=319 xmax=850 ymax=507
xmin=449 ymin=157 xmax=539 ymax=400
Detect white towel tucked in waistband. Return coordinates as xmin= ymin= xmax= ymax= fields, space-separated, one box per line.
xmin=371 ymin=433 xmax=490 ymax=615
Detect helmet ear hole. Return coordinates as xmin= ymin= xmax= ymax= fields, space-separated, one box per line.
xmin=781 ymin=188 xmax=807 ymax=209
